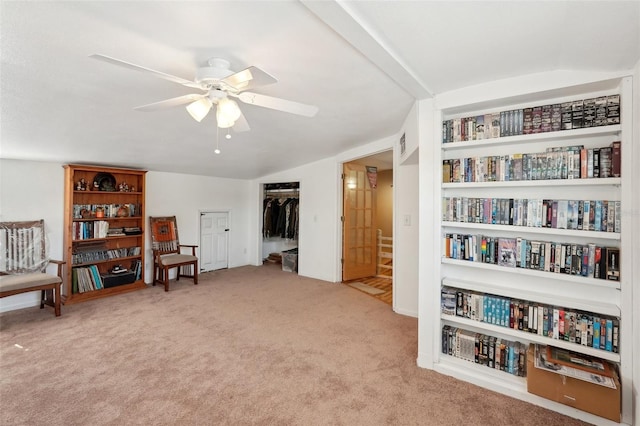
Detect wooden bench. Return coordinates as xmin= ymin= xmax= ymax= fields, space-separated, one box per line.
xmin=0 ymin=220 xmax=65 ymax=316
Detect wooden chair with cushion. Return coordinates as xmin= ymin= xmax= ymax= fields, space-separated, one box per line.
xmin=149 ymin=216 xmax=198 ymax=292
xmin=0 ymin=220 xmax=65 ymax=316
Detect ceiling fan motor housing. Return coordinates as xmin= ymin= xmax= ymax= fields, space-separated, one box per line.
xmin=195 ymin=58 xmax=235 ymax=86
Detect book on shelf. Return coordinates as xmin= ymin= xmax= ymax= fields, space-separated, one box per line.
xmin=540 ymin=105 xmax=552 ymax=133
xmin=123 ymin=227 xmax=142 ymax=235
xmin=606 ymin=248 xmax=620 ymax=281
xmin=610 ymin=141 xmax=621 ymax=177
xmin=443 ymin=196 xmax=618 ymax=235
xmin=561 ymin=102 xmax=573 ymax=130
xmin=441 ymin=325 xmax=528 ymax=377
xmin=442 ymin=141 xmax=618 ymax=183
xmin=594 ymin=96 xmax=608 ymax=126
xmin=497 ymin=238 xmax=517 ymax=267
xmin=72 ymin=265 xmax=103 ymax=293
xmin=442 ymin=286 xmax=620 ymax=353
xmin=550 ymin=103 xmax=562 ymax=132
xmin=107 ymin=227 xmax=125 ymax=236
xmin=607 ymin=94 xmax=620 ymax=125
xmin=475 ymin=115 xmax=485 ymax=140
xmin=441 ymin=288 xmax=457 ymax=316
xmin=571 ymin=100 xmax=584 ymax=129
xmin=441 ymin=93 xmax=621 ymax=144
xmin=443 ymin=233 xmax=621 ymax=281
xmin=583 ymin=98 xmax=597 ymax=128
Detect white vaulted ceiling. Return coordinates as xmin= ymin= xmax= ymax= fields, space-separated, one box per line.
xmin=1 ymin=1 xmax=638 ymax=179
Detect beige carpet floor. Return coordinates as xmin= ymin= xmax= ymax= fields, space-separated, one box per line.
xmin=0 ymin=263 xmax=589 ymax=425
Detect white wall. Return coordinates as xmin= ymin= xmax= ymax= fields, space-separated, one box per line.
xmin=253 ymin=157 xmax=338 ymax=283
xmin=0 ymin=160 xmax=254 ymax=313
xmin=394 ymin=157 xmax=418 ymax=317
xmin=145 ymin=171 xmax=253 ymax=278
xmin=417 ymin=98 xmax=439 ymax=367
xmin=393 ymin=101 xmax=420 ymax=317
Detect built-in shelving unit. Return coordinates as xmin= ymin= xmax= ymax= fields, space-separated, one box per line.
xmin=431 ymin=76 xmax=633 ymax=425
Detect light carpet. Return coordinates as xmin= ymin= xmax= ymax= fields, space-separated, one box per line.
xmin=0 ymin=263 xmax=589 ymax=425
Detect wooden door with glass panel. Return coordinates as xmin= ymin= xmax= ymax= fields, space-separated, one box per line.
xmin=342 ymin=163 xmax=377 ymax=281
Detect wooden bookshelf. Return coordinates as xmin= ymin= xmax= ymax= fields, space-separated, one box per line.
xmin=62 ymin=164 xmax=147 ymax=304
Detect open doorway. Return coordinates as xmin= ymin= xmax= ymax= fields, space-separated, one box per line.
xmin=341 ymin=150 xmax=393 ymax=305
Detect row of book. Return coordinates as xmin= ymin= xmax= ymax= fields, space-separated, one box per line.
xmin=443 ymin=141 xmax=621 ymax=183
xmin=72 ymin=246 xmax=141 ymax=265
xmin=441 ymin=287 xmax=619 ymax=353
xmin=131 ymin=259 xmax=142 ymax=281
xmin=72 ymin=203 xmax=141 ymax=219
xmin=443 ymin=234 xmax=620 ymax=280
xmin=72 ymin=220 xmax=109 ymax=241
xmin=442 ymin=325 xmax=528 ymax=377
xmin=72 ymin=265 xmax=104 ymax=293
xmin=442 ymin=197 xmax=620 ymax=233
xmin=442 ymin=94 xmax=621 ymax=143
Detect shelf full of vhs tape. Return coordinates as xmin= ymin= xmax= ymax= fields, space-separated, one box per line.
xmin=432 ymin=76 xmax=633 ymax=425
xmin=62 ymin=164 xmax=147 ymax=305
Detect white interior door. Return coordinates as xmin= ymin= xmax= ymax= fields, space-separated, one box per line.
xmin=200 ymin=211 xmax=229 ymax=272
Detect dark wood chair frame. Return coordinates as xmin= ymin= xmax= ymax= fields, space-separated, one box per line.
xmin=149 ymin=216 xmax=198 ymax=292
xmin=0 ymin=220 xmax=65 ymax=316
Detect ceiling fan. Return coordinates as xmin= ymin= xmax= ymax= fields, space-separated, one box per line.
xmin=90 ymin=54 xmax=319 ymax=132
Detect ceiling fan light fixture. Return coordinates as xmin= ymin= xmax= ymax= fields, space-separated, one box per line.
xmin=217 ymin=97 xmax=242 ymax=123
xmin=216 ymin=113 xmax=235 ymax=129
xmin=186 ymin=98 xmax=212 ymax=122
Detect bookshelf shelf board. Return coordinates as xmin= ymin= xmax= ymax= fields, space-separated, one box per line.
xmin=72 ymin=255 xmax=142 ymax=268
xmin=441 ymin=314 xmax=621 ymax=362
xmin=441 ymin=221 xmax=621 ymax=240
xmin=72 ymin=235 xmax=142 ymax=243
xmin=62 ymin=280 xmax=146 ymax=305
xmin=441 ymin=125 xmax=621 ymax=151
xmin=441 ymin=277 xmax=620 ymax=317
xmin=437 ymin=354 xmax=525 ymax=389
xmin=73 ymin=191 xmax=143 ymax=195
xmin=72 ymin=216 xmax=143 ymax=222
xmin=441 ymin=258 xmax=621 ymax=290
xmin=442 ymin=178 xmax=621 ymax=189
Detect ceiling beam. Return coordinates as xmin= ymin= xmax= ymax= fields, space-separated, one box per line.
xmin=301 ymin=0 xmax=433 ymax=100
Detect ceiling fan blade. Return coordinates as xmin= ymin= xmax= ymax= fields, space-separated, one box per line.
xmin=222 ymin=66 xmax=277 ymax=92
xmin=134 ymin=94 xmax=205 ymax=111
xmin=90 ymin=54 xmax=201 ymax=89
xmin=235 ymin=92 xmax=318 ymax=117
xmin=233 ymin=110 xmax=251 ymax=132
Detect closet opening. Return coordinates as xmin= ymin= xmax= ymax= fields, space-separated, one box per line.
xmin=262 ymin=182 xmax=300 ymax=272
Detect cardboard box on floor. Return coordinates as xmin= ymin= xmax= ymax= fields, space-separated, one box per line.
xmin=527 ymin=345 xmax=620 ymax=423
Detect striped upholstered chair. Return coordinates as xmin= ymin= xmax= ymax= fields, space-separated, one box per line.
xmin=0 ymin=220 xmax=64 ymax=316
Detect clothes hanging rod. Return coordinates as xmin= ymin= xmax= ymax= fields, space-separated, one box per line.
xmin=265 ymin=188 xmax=299 ymax=193
xmin=264 ymin=182 xmax=299 ymax=190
